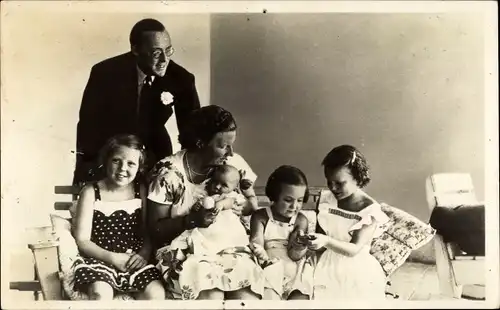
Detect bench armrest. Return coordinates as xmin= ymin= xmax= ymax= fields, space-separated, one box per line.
xmin=26 ymin=226 xmax=63 ymax=300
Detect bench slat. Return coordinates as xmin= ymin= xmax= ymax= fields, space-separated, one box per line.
xmin=54 ymin=185 xmax=326 ymax=211
xmin=254 ymin=186 xmax=324 ymax=197
xmin=55 ymin=200 xmax=317 ymax=211
xmin=55 ymin=185 xmax=325 ymax=196
xmin=54 ymin=186 xmax=79 ymax=195
xmin=9 ymin=281 xmax=42 ymax=291
xmin=54 ymin=202 xmax=73 ymax=211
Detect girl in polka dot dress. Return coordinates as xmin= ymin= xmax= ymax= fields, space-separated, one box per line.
xmin=73 ymin=135 xmax=165 ymax=300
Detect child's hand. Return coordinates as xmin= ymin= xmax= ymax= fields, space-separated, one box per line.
xmin=249 ymin=243 xmax=278 ymax=268
xmin=249 ymin=243 xmax=268 ymax=260
xmin=306 ymin=233 xmax=329 ymax=251
xmin=230 ymin=197 xmax=245 ymax=216
xmin=111 ymin=252 xmax=134 ymax=272
xmin=294 ymin=230 xmax=310 ymax=246
xmin=126 ymin=253 xmax=148 ymax=271
xmin=213 ymin=196 xmax=232 ymax=211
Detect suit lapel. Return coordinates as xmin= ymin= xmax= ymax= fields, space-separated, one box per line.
xmin=126 ymin=54 xmax=139 ymax=108
xmin=158 ymin=60 xmax=177 ymax=92
xmin=112 ymin=54 xmax=139 ymax=119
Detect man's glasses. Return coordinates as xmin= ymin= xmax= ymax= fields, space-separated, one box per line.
xmin=149 ymin=46 xmax=175 ymax=59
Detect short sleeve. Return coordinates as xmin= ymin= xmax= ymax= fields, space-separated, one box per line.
xmin=348 ymin=204 xmax=390 ymax=238
xmin=147 ymin=159 xmax=186 ymax=205
xmin=224 ymin=153 xmax=257 ymax=185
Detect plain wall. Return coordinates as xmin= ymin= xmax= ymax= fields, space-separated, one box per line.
xmin=211 ymin=13 xmax=485 ymax=261
xmin=1 ymin=6 xmax=210 ymax=300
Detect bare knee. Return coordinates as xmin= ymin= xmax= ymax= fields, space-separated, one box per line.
xmin=263 ymin=288 xmax=281 ymax=300
xmin=287 ymin=290 xmax=309 ymax=300
xmin=136 ymin=280 xmax=166 ymax=300
xmin=197 ymin=288 xmax=224 ymax=300
xmin=225 ymin=288 xmax=260 ymax=300
xmin=88 ymin=281 xmax=114 ymax=300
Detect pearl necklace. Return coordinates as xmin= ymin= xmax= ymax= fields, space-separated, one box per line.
xmin=185 ymin=152 xmax=209 ymax=182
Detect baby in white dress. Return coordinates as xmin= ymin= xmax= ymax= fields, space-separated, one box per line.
xmin=169 ymin=164 xmax=252 ymax=259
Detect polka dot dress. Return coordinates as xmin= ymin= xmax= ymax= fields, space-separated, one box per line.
xmin=74 ymin=183 xmax=161 ymax=293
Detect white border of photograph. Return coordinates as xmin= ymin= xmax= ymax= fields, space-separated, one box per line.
xmin=1 ymin=1 xmax=498 ymax=309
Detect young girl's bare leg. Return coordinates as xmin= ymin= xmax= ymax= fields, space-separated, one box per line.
xmin=135 ymin=280 xmax=166 ymax=300
xmin=197 ymin=288 xmax=224 ymax=300
xmin=225 ymin=287 xmax=260 ymax=300
xmin=287 ymin=290 xmax=309 ymax=300
xmin=262 ymin=288 xmax=281 ymax=300
xmin=88 ymin=281 xmax=114 ymax=300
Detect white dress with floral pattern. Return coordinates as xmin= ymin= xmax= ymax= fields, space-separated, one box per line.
xmin=149 ymin=150 xmax=270 ymax=299
xmin=313 ymin=191 xmax=390 ymax=300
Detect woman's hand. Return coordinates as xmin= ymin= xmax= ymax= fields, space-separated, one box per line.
xmin=189 ymin=205 xmax=218 ymax=228
xmin=111 ymin=252 xmax=134 ymax=272
xmin=126 ymin=252 xmax=148 ymax=271
xmin=307 ymin=233 xmax=330 ymax=251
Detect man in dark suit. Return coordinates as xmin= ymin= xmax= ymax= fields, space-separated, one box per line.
xmin=74 ymin=18 xmax=200 ymax=185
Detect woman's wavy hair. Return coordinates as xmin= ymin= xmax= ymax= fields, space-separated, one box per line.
xmin=98 ymin=134 xmax=147 ymax=179
xmin=178 ymin=105 xmax=237 ymax=150
xmin=321 ymin=145 xmax=370 ymax=188
xmin=265 ymin=165 xmax=310 ymax=203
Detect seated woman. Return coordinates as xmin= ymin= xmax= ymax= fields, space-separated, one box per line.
xmin=147 ymin=105 xmax=271 ymax=300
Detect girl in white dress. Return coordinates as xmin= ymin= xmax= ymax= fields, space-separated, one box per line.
xmin=308 ymin=145 xmax=389 ymax=300
xmin=250 ymin=165 xmax=315 ymax=300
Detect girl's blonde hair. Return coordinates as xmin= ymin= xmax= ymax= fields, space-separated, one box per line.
xmin=99 ymin=134 xmax=146 ymax=175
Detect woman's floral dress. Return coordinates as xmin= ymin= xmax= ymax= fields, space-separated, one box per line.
xmin=149 ymin=150 xmax=271 ymax=300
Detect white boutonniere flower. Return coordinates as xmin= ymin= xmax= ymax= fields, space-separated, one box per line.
xmin=161 ymin=91 xmax=174 ymax=105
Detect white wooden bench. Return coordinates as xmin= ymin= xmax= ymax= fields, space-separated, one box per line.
xmin=425 ymin=173 xmax=485 ymax=299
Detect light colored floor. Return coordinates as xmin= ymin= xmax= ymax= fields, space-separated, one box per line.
xmin=388 ymin=262 xmax=442 ymax=300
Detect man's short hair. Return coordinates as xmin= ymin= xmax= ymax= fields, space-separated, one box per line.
xmin=129 ymin=18 xmax=166 ymax=47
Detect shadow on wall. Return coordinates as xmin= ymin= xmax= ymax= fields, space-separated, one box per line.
xmin=210 ymin=13 xmax=485 ymax=220
xmin=211 ymin=13 xmax=485 ymax=264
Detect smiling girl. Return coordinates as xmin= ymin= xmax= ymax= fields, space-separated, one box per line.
xmin=73 ymin=134 xmax=164 ymax=300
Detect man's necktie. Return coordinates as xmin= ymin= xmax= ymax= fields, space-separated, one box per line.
xmin=138 ymin=76 xmax=153 ymax=140
xmin=139 ymin=75 xmax=153 ymax=110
